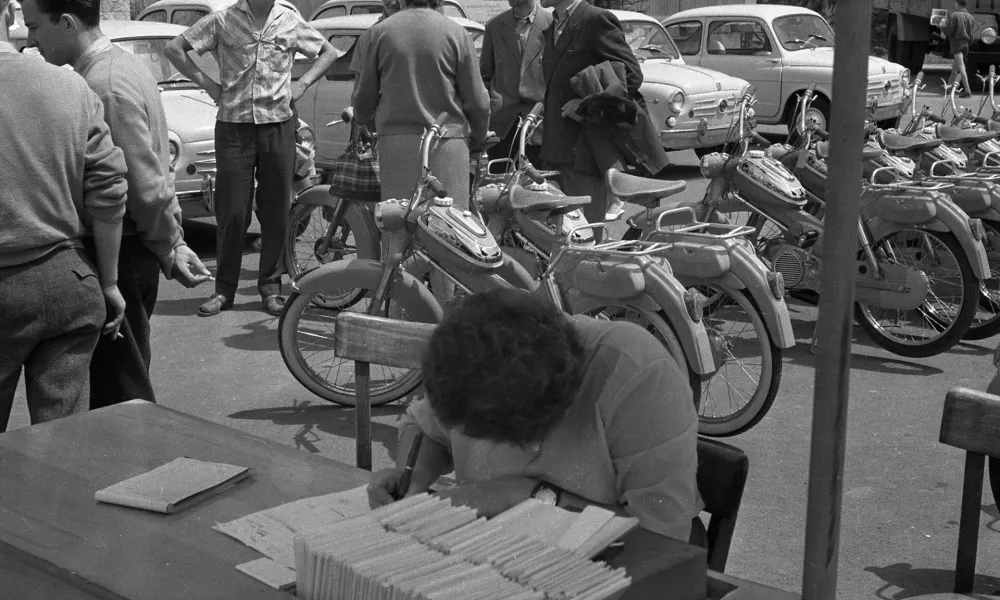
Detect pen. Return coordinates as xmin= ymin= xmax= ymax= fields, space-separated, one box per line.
xmin=394 ymin=432 xmax=424 ymax=501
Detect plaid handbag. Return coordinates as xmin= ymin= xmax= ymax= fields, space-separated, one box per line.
xmin=329 ymin=124 xmax=381 ymax=203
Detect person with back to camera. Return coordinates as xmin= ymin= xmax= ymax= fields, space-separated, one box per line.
xmin=368 ymin=288 xmax=703 ymax=556
xmin=351 ymin=0 xmax=491 ymax=211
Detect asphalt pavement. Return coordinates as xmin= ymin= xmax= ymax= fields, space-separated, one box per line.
xmin=8 ymin=65 xmax=1000 ymax=599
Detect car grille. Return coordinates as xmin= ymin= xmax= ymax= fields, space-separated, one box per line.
xmin=690 ymin=94 xmax=741 ymax=119
xmin=195 ymin=149 xmax=217 ymax=176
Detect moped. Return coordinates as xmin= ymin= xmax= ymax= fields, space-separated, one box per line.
xmin=279 ymin=113 xmax=714 ymax=406
xmin=474 ymin=103 xmax=792 ymax=436
xmin=671 ymin=93 xmax=975 ymax=358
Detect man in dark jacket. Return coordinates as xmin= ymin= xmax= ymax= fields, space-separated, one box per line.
xmin=480 ymin=0 xmax=551 ymax=163
xmin=946 ymin=0 xmax=976 ymax=98
xmin=539 ymin=0 xmax=665 ymax=232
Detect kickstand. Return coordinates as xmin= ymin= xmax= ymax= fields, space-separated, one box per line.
xmin=810 ymin=322 xmax=819 ymax=355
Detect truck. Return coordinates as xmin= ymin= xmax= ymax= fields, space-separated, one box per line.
xmin=876 ymin=0 xmax=1000 ymax=87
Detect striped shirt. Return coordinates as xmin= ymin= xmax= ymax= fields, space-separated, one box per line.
xmin=182 ymin=0 xmax=325 ymax=124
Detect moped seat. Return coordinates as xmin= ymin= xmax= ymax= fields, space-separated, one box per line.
xmin=605 ymin=168 xmax=687 ymax=206
xmin=936 ymin=125 xmax=999 ymax=146
xmin=507 ymin=184 xmax=589 ymax=215
xmin=879 ymin=131 xmax=943 ymax=154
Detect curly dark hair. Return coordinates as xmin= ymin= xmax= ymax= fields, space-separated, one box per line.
xmin=421 ymin=288 xmax=586 ymax=446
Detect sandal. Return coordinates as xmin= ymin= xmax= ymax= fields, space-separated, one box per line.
xmin=198 ymin=293 xmax=233 ymax=317
xmin=263 ymin=294 xmax=286 ymax=316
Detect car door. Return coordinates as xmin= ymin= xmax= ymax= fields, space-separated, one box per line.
xmin=308 ymin=30 xmax=361 ymax=165
xmin=697 ymin=18 xmax=783 ymax=120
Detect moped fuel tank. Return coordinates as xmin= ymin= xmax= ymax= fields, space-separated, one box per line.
xmin=731 ymin=152 xmax=808 ymax=210
xmin=417 ymin=203 xmax=504 ymax=274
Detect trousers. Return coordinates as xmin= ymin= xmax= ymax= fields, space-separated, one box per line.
xmin=86 ymin=235 xmax=160 ymax=409
xmin=214 ymin=117 xmax=295 ymax=300
xmin=0 ymin=247 xmax=105 ymax=431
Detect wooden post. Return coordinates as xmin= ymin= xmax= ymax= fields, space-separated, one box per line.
xmin=355 ymin=362 xmax=372 ymax=471
xmin=800 ymin=2 xmax=871 ymax=599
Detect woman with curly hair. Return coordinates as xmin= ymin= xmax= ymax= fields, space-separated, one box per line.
xmin=368 ymin=288 xmax=701 ymax=547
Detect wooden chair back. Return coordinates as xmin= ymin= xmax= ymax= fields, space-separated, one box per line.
xmin=939 ymin=387 xmax=1000 ymax=593
xmin=694 ymin=437 xmax=749 ymax=573
xmin=333 ymin=312 xmax=434 ymax=470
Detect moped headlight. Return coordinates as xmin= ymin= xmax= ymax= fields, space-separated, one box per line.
xmin=983 ymin=27 xmax=998 ymax=45
xmin=699 ymin=153 xmax=728 ymax=179
xmin=668 ymin=90 xmax=685 ymax=114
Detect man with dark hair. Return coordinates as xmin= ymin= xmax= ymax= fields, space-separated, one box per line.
xmin=0 ymin=0 xmax=127 ymax=430
xmin=479 ymin=0 xmax=551 ymax=164
xmin=166 ymin=0 xmax=342 ymax=317
xmin=22 ymin=0 xmax=213 ymax=408
xmin=946 ymin=0 xmax=975 ymax=98
xmin=368 ymin=288 xmax=700 ymax=545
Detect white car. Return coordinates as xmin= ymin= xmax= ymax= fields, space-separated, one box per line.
xmin=294 ymin=13 xmax=485 ymax=171
xmin=610 ymin=10 xmax=750 ymax=153
xmin=664 ymin=4 xmax=909 ymax=130
xmin=308 ymin=0 xmax=468 ymax=21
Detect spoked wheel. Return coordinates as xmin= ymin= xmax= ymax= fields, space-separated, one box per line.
xmin=695 ymin=285 xmax=782 ymax=437
xmin=588 ymin=303 xmax=701 ymax=401
xmin=278 ymin=288 xmax=424 ymax=406
xmin=284 ymin=201 xmax=378 ymax=310
xmin=964 ymin=220 xmax=1000 ymax=340
xmin=855 ymin=229 xmax=977 ymax=357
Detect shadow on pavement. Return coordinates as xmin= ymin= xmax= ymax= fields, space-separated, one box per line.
xmin=864 ymin=563 xmax=1000 ymax=600
xmin=949 ymin=342 xmax=995 ymax=358
xmin=783 ymin=340 xmax=944 ymax=377
xmin=220 ymin=316 xmax=281 ymax=351
xmin=228 ymin=399 xmax=408 ymax=457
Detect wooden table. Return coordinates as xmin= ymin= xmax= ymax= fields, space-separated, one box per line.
xmin=0 ymin=402 xmax=797 ymax=600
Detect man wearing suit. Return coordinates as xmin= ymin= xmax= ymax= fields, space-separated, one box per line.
xmin=480 ymin=0 xmax=551 ymax=164
xmin=539 ymin=0 xmax=645 ymax=230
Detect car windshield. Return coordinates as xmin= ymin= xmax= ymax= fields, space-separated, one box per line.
xmin=773 ymin=14 xmax=834 ymax=50
xmin=621 ymin=20 xmax=680 ymax=60
xmin=115 ymin=37 xmax=221 ymax=86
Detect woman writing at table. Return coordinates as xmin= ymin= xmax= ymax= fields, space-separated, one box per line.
xmin=368 ymin=288 xmax=702 ymax=547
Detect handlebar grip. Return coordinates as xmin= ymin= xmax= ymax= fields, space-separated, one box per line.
xmin=525 ymin=164 xmax=546 ymax=185
xmin=427 ymin=177 xmax=449 ymax=199
xmin=433 ymin=112 xmax=449 ymax=129
xmin=915 ymin=71 xmax=925 ymax=85
xmin=974 ymin=115 xmax=991 ymax=126
xmin=752 ymin=132 xmax=772 ymax=148
xmin=528 ymin=102 xmax=544 ymax=119
xmin=341 ymin=106 xmax=354 ymax=123
xmin=927 ymin=113 xmax=946 ymax=124
xmin=813 ymin=127 xmax=830 ymax=141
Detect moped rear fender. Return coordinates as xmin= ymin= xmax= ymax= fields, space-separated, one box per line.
xmin=711 ymin=245 xmax=796 ymax=349
xmin=641 ymin=263 xmax=717 ymax=376
xmin=867 ymin=200 xmax=991 ymax=280
xmin=294 ymin=184 xmax=338 ymax=208
xmin=293 ymin=184 xmax=381 ymax=260
xmin=292 ymin=259 xmax=444 ymax=323
xmin=966 ymin=207 xmax=1000 ymax=222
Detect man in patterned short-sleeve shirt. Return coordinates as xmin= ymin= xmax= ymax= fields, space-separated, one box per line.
xmin=166 ymin=0 xmax=342 ymax=317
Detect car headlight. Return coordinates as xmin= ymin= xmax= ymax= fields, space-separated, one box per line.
xmin=899 ymin=68 xmax=910 ymax=88
xmin=668 ymin=90 xmax=685 ymax=114
xmin=168 ymin=140 xmax=179 ymax=168
xmin=983 ymin=27 xmax=998 ymax=44
xmin=296 ymin=123 xmax=316 ymax=153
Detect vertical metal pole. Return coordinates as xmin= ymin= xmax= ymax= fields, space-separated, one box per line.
xmin=801 ymin=2 xmax=871 ymax=599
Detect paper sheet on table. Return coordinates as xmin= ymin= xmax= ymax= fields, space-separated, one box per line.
xmin=214 ymin=485 xmax=371 ymax=568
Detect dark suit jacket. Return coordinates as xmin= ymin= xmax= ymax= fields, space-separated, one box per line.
xmin=541 ymin=2 xmax=654 ymax=173
xmin=480 ymin=5 xmax=552 ymax=136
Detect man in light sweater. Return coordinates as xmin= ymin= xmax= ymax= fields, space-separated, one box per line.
xmin=0 ymin=0 xmax=127 ymax=431
xmin=22 ymin=0 xmax=214 ymax=409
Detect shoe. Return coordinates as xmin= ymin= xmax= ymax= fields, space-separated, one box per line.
xmin=263 ymin=294 xmax=286 ymax=316
xmin=605 ymin=200 xmax=626 ymax=221
xmin=961 ymin=91 xmax=974 ymax=98
xmin=198 ymin=293 xmax=233 ymax=317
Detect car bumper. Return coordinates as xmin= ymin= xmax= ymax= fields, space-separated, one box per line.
xmin=173 ymin=169 xmax=320 ymax=221
xmin=660 ymin=123 xmax=737 ymax=151
xmin=870 ymin=102 xmax=904 ymax=123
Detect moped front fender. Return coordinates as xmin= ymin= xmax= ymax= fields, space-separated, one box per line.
xmin=867 ymin=200 xmax=991 ymax=280
xmin=292 ymin=259 xmax=444 ymax=323
xmin=293 ymin=184 xmax=339 ymax=208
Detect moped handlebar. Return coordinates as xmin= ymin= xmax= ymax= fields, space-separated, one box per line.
xmin=926 ymin=112 xmax=947 ymax=124
xmin=812 ymin=127 xmax=829 ymax=141
xmin=427 ymin=177 xmax=449 ymax=199
xmin=752 ymin=132 xmax=772 ymax=148
xmin=524 ymin=165 xmax=546 ymax=185
xmin=528 ymin=102 xmax=544 ymax=119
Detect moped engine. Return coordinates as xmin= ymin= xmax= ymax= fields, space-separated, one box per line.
xmin=759 ymin=240 xmax=821 ymax=290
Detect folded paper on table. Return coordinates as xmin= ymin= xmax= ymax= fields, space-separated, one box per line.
xmin=214 ymin=485 xmax=372 ymax=568
xmin=94 ymin=457 xmax=250 ymax=514
xmin=235 ymin=557 xmax=297 ymax=592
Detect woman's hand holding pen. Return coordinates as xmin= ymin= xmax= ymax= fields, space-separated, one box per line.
xmin=367 ymin=468 xmax=427 ymax=508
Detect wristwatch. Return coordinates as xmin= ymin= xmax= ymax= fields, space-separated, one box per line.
xmin=531 ymin=481 xmax=561 ymax=507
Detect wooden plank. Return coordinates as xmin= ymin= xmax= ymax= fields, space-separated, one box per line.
xmin=800 ymin=2 xmax=872 ymax=600
xmin=0 ymin=402 xmax=369 ymax=600
xmin=955 ymin=451 xmax=986 ymax=593
xmin=333 ymin=312 xmax=434 ymax=370
xmin=940 ymin=387 xmax=1000 ymax=458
